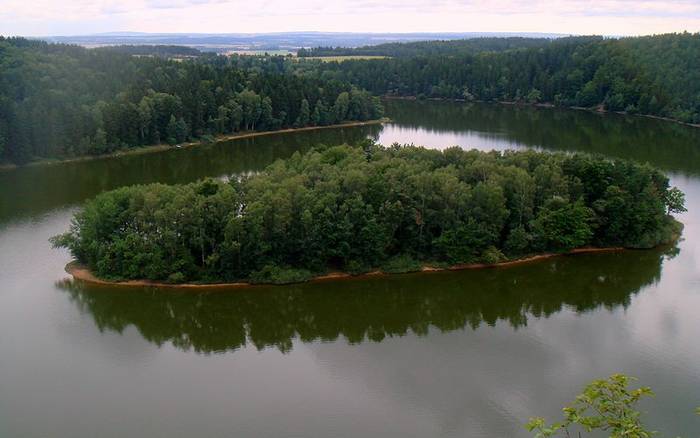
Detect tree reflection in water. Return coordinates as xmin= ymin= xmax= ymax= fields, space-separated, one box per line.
xmin=57 ymin=246 xmax=676 ymax=354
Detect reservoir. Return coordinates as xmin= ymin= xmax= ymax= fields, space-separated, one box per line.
xmin=1 ymin=100 xmax=699 ymax=437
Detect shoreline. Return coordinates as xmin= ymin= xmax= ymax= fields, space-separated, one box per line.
xmin=65 ymin=246 xmax=625 ymax=291
xmin=3 ymin=96 xmax=698 ymax=172
xmin=0 ymin=118 xmax=389 ymax=171
xmin=382 ymin=96 xmax=700 ymax=129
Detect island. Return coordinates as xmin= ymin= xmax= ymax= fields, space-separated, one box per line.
xmin=52 ymin=143 xmax=685 ymax=286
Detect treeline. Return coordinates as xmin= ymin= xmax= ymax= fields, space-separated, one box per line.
xmin=0 ymin=37 xmax=383 ymax=164
xmin=97 ymin=45 xmax=203 ymax=58
xmin=294 ymin=33 xmax=700 ymax=123
xmin=381 ymin=99 xmax=700 ymax=174
xmin=53 ymin=143 xmax=685 ymax=284
xmin=297 ymin=37 xmax=558 ymax=58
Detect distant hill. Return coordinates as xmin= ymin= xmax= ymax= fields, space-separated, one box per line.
xmin=297 ymin=37 xmax=560 ymax=57
xmin=96 ymin=45 xmax=202 ymax=58
xmin=40 ymin=32 xmax=568 ymax=53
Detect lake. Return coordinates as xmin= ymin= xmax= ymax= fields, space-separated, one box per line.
xmin=1 ymin=100 xmax=699 ymax=437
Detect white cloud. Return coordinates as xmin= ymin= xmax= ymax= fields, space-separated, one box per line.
xmin=1 ymin=0 xmax=699 ymax=36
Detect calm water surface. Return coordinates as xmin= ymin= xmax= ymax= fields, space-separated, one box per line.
xmin=1 ymin=100 xmax=699 ymax=437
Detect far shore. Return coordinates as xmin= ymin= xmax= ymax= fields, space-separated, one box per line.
xmin=382 ymin=95 xmax=700 ymax=129
xmin=65 ymin=246 xmax=625 ymax=291
xmin=0 ymin=118 xmax=389 ymax=171
xmin=4 ymin=95 xmax=698 ymax=172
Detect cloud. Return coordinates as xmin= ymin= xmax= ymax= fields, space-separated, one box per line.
xmin=145 ymin=0 xmax=233 ymax=10
xmin=2 ymin=0 xmax=699 ymax=36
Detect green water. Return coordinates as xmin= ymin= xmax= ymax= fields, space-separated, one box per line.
xmin=1 ymin=100 xmax=699 ymax=437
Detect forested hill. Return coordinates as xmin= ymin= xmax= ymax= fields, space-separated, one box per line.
xmin=0 ymin=37 xmax=382 ymax=164
xmin=3 ymin=33 xmax=699 ymax=165
xmin=297 ymin=36 xmax=562 ymax=57
xmin=295 ymin=33 xmax=700 ymax=124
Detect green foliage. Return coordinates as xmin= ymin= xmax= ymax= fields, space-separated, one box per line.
xmin=0 ymin=38 xmax=383 ymax=164
xmin=249 ymin=265 xmax=313 ymax=285
xmin=531 ymin=197 xmax=595 ymax=251
xmin=526 ymin=374 xmax=655 ymax=438
xmin=167 ymin=272 xmax=186 ymax=284
xmin=481 ymin=246 xmax=506 ymax=264
xmin=380 ymin=255 xmax=422 ymax=274
xmin=53 ymin=145 xmax=684 ymax=284
xmin=527 ymin=89 xmax=543 ymax=104
xmin=665 ymin=187 xmax=687 ymax=214
xmin=295 ymin=98 xmax=311 ymax=127
xmin=297 ymin=37 xmax=556 ymax=58
xmin=504 ymin=225 xmax=532 ymax=257
xmin=295 ymin=33 xmax=700 ymax=124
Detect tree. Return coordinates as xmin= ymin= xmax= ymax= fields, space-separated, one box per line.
xmin=174 ymin=117 xmax=189 ymax=143
xmin=295 ymin=98 xmax=310 ymax=127
xmin=238 ymin=89 xmax=262 ymax=130
xmin=531 ymin=197 xmax=594 ymax=251
xmin=259 ymin=96 xmax=274 ymax=130
xmin=527 ymin=88 xmax=543 ymax=103
xmin=216 ymin=105 xmax=230 ymax=134
xmin=137 ymin=97 xmax=153 ymax=143
xmin=333 ymin=91 xmax=350 ymax=123
xmin=504 ymin=225 xmax=531 ymax=256
xmin=227 ymin=99 xmax=243 ymax=132
xmin=462 ymin=86 xmax=475 ymax=101
xmin=312 ymin=99 xmax=329 ymax=125
xmin=91 ymin=128 xmax=107 ymax=154
xmin=665 ymin=187 xmax=687 ymax=214
xmin=166 ymin=115 xmax=178 ymax=145
xmin=0 ymin=129 xmax=6 ymax=158
xmin=526 ymin=374 xmax=658 ymax=438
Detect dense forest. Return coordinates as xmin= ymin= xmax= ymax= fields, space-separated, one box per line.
xmin=3 ymin=33 xmax=700 ymax=164
xmin=294 ymin=33 xmax=700 ymax=123
xmin=0 ymin=37 xmax=382 ymax=164
xmin=53 ymin=143 xmax=685 ymax=284
xmin=297 ymin=37 xmax=557 ymax=57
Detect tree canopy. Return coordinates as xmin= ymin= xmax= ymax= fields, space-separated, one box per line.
xmin=0 ymin=37 xmax=383 ymax=164
xmin=297 ymin=36 xmax=557 ymax=58
xmin=53 ymin=143 xmax=684 ymax=284
xmin=293 ymin=33 xmax=700 ymax=123
xmin=3 ymin=33 xmax=700 ymax=164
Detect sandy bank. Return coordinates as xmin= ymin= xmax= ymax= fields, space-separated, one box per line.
xmin=1 ymin=118 xmax=389 ymax=171
xmin=65 ymin=247 xmax=625 ymax=291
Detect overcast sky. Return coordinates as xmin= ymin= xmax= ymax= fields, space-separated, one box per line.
xmin=3 ymin=0 xmax=699 ymax=37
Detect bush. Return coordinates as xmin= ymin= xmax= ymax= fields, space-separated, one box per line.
xmin=345 ymin=260 xmax=371 ymax=275
xmin=249 ymin=265 xmax=313 ymax=285
xmin=481 ymin=246 xmax=506 ymax=264
xmin=199 ymin=134 xmax=215 ymax=143
xmin=381 ymin=255 xmax=422 ymax=274
xmin=167 ymin=272 xmax=186 ymax=284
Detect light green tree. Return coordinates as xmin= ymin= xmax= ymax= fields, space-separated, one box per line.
xmin=527 ymin=374 xmax=699 ymax=438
